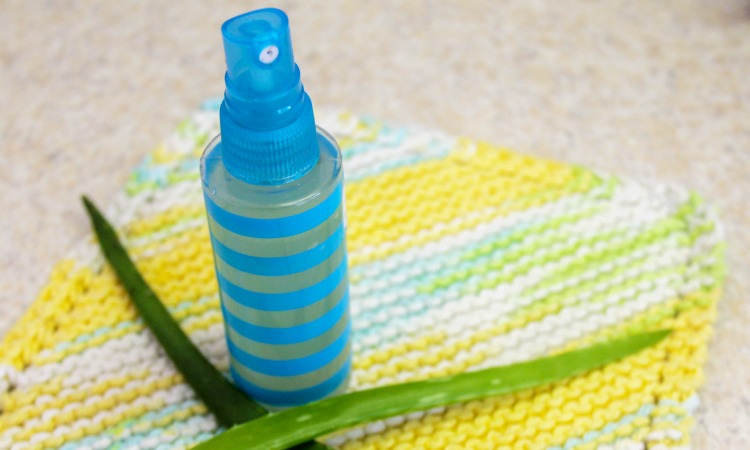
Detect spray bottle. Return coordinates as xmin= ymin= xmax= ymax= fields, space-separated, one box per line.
xmin=200 ymin=8 xmax=350 ymax=409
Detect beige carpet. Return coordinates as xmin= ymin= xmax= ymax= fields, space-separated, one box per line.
xmin=1 ymin=0 xmax=748 ymax=447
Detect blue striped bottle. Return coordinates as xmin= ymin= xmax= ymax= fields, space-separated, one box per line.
xmin=200 ymin=8 xmax=350 ymax=409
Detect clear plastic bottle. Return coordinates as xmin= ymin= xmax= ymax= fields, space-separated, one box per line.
xmin=200 ymin=8 xmax=350 ymax=409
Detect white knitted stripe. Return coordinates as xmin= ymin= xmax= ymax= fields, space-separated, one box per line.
xmin=351 ymin=206 xmax=720 ymax=388
xmin=1 ymin=381 xmax=195 ymax=447
xmin=597 ymin=439 xmax=647 ymax=450
xmin=4 ymin=320 xmax=228 ymax=447
xmin=123 ymin=180 xmax=204 ymax=231
xmin=351 ymin=191 xmax=668 ymax=320
xmin=350 ymin=241 xmax=685 ymax=389
xmin=350 ymin=185 xmax=683 ymax=357
xmin=343 ymin=130 xmax=455 ymax=175
xmin=17 ymin=307 xmax=224 ymax=390
xmin=350 ymin=181 xmax=610 ymax=279
xmin=347 ymin=176 xmax=663 ymax=263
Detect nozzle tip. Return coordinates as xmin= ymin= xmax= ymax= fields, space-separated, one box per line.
xmin=221 ymin=8 xmax=296 ymax=95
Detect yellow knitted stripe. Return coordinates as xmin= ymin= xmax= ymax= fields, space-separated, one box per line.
xmin=0 ymin=253 xmax=221 ymax=369
xmin=31 ymin=324 xmax=139 ymax=366
xmin=124 ymin=402 xmax=209 ymax=439
xmin=33 ymin=305 xmax=222 ymax=371
xmin=555 ymin=288 xmax=718 ymax=404
xmin=341 ymin=344 xmax=664 ymax=450
xmin=353 ymin=334 xmax=485 ymax=387
xmin=345 ymin=143 xmax=594 ymax=265
xmin=35 ymin=401 xmax=209 ymax=450
xmin=1 ymin=263 xmax=222 ymax=368
xmin=656 ymin=301 xmax=716 ymax=402
xmin=560 ymin=397 xmax=695 ymax=450
xmin=347 ymin=173 xmax=598 ymax=267
xmin=125 ymin=205 xmax=205 ymax=240
xmin=132 ymin=228 xmax=217 ymax=307
xmin=352 ymin=332 xmax=450 ymax=386
xmin=128 ymin=225 xmax=208 ymax=262
xmin=2 ymin=373 xmax=182 ymax=445
xmin=335 ymin=114 xmax=381 ymax=151
xmin=0 ymin=370 xmax=150 ymax=431
xmin=151 ymin=142 xmax=204 ymax=165
xmin=0 ymin=229 xmax=224 ymax=367
xmin=0 ymin=262 xmax=136 ymax=369
xmin=0 ymin=377 xmax=64 ymax=424
xmin=340 ymin=290 xmax=718 ymax=450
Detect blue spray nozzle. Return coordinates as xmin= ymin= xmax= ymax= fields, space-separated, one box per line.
xmin=222 ymin=9 xmax=296 ymax=96
xmin=219 ymin=8 xmax=319 ymax=185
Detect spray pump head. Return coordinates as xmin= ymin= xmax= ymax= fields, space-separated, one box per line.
xmin=219 ymin=8 xmax=319 ymax=185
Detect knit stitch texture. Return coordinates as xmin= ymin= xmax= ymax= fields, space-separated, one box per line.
xmin=0 ymin=103 xmax=725 ymax=450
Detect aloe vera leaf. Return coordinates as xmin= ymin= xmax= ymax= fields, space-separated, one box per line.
xmin=82 ymin=197 xmax=334 ymax=450
xmin=82 ymin=196 xmax=269 ymax=427
xmin=195 ymin=329 xmax=669 ymax=450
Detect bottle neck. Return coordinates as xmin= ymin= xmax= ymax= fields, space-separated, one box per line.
xmin=219 ymin=90 xmax=319 ymax=185
xmin=221 ymin=66 xmax=306 ymax=131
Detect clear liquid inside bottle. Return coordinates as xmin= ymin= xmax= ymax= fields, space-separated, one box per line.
xmin=200 ymin=127 xmax=350 ymax=408
xmin=201 ymin=128 xmax=343 ymax=218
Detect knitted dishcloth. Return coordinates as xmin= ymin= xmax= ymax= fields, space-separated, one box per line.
xmin=0 ymin=102 xmax=725 ymax=450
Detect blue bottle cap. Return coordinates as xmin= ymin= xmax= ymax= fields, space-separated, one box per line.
xmin=220 ymin=8 xmax=319 ymax=185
